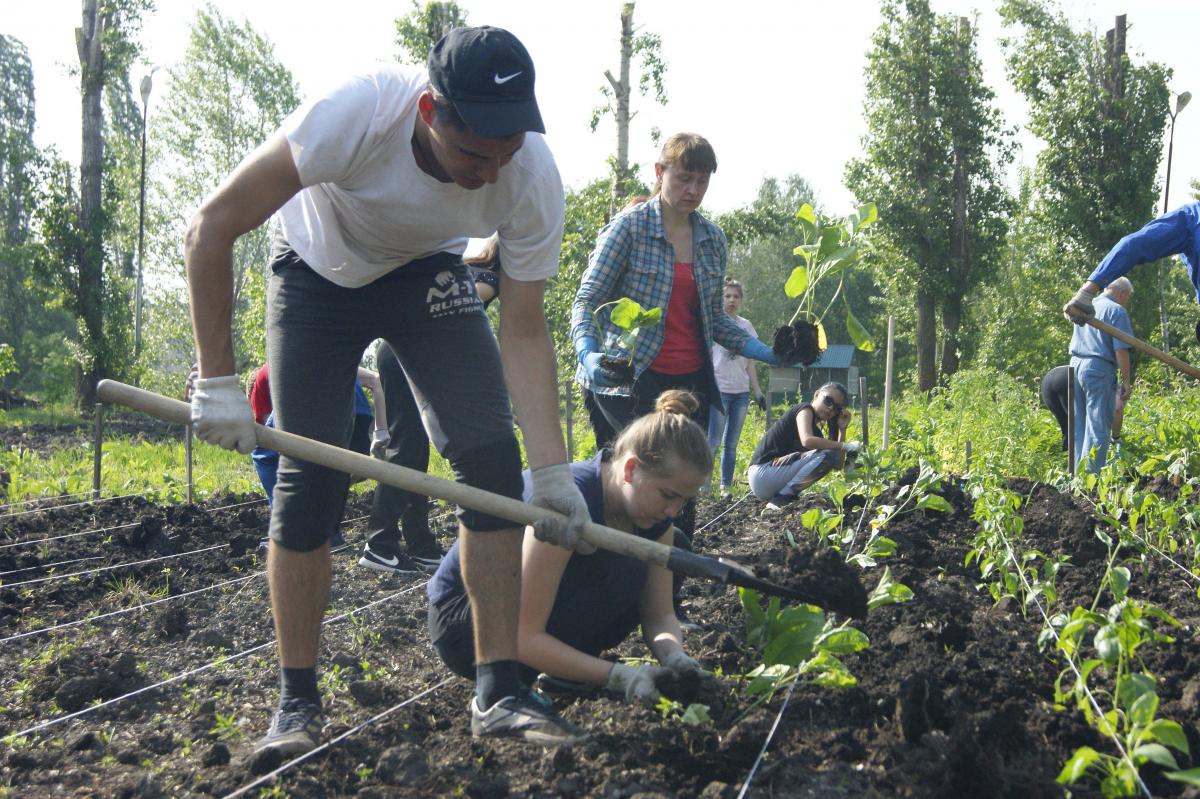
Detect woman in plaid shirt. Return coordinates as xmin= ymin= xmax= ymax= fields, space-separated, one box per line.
xmin=570 ymin=134 xmax=782 ymax=614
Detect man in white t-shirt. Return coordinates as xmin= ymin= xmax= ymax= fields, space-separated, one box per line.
xmin=185 ymin=26 xmax=590 ymax=754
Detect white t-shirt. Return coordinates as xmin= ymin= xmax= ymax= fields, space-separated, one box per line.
xmin=712 ymin=316 xmax=758 ymax=394
xmin=276 ymin=67 xmax=564 ymax=288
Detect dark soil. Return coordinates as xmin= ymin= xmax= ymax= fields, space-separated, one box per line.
xmin=754 ymin=539 xmax=868 ymax=619
xmin=597 ymin=355 xmax=634 ymax=385
xmin=0 ymin=410 xmax=180 ymax=452
xmin=772 ymin=320 xmax=822 ymax=366
xmin=1 ymin=464 xmax=1198 ymax=797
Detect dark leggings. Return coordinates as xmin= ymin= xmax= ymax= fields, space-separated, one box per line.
xmin=365 ymin=341 xmax=436 ymax=552
xmin=1040 ymin=365 xmax=1069 ymax=452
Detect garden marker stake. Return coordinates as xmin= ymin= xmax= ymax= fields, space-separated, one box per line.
xmin=95 ymin=381 xmax=841 ymax=611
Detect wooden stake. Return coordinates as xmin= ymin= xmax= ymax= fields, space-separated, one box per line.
xmin=882 ymin=315 xmax=895 ymax=449
xmin=92 ymin=403 xmax=103 ymax=500
xmin=858 ymin=376 xmax=869 ymax=447
xmin=1067 ymin=366 xmax=1075 ymax=474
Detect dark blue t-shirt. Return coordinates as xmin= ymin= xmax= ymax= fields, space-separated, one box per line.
xmin=427 ymin=451 xmax=673 ymax=606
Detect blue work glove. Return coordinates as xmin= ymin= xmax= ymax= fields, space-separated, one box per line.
xmin=576 ymin=336 xmax=626 ymax=389
xmin=740 ymin=338 xmax=780 ymax=366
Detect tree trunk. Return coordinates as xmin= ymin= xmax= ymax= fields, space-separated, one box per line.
xmin=940 ymin=292 xmax=962 ymax=378
xmin=916 ymin=286 xmax=937 ymax=392
xmin=942 ymin=17 xmax=971 ymax=382
xmin=75 ymin=0 xmax=105 ymax=408
xmin=605 ymin=3 xmax=634 ymax=204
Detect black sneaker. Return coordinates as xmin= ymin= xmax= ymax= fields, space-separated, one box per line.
xmin=330 ymin=528 xmax=346 ymax=548
xmin=255 ymin=698 xmax=323 ymax=756
xmin=470 ymin=693 xmax=589 ymax=746
xmin=408 ymin=545 xmax=446 ymax=574
xmin=535 ymin=673 xmax=599 ymax=698
xmin=358 ymin=543 xmax=422 ymax=575
xmin=675 ymin=603 xmax=702 ymax=634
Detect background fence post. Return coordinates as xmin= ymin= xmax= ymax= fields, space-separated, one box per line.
xmin=882 ymin=315 xmax=895 ymax=449
xmin=92 ymin=403 xmax=103 ymax=500
xmin=858 ymin=376 xmax=869 ymax=447
xmin=564 ymin=381 xmax=575 ymax=462
xmin=185 ymin=423 xmax=194 ymax=505
xmin=1067 ymin=366 xmax=1075 ymax=474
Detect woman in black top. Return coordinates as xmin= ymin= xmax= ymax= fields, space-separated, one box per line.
xmin=748 ymin=382 xmax=859 ymax=507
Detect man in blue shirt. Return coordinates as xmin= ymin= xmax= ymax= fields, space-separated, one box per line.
xmin=1064 ymin=202 xmax=1200 ymax=319
xmin=1069 ymin=278 xmax=1134 ymax=475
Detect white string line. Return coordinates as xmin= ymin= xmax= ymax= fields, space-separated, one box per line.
xmin=1 ymin=514 xmax=371 ymax=642
xmin=736 ymin=671 xmax=802 ymax=799
xmin=222 ymin=676 xmax=455 ymax=799
xmin=1 ymin=544 xmax=228 ymax=589
xmin=5 ymin=580 xmax=429 ymax=741
xmin=988 ymin=504 xmax=1153 ymax=799
xmin=0 ymin=489 xmax=97 ymax=512
xmin=1072 ymin=492 xmax=1200 ymax=589
xmin=697 ymin=494 xmax=750 ymax=534
xmin=0 ymin=496 xmax=269 ymax=551
xmin=0 ymin=554 xmax=105 ymax=577
xmin=0 ymin=491 xmax=157 ymax=520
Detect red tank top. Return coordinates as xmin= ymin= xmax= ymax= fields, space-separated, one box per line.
xmin=650 ymin=261 xmax=705 ymax=375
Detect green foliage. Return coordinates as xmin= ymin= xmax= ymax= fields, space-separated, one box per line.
xmin=393 ymin=1 xmax=468 ymax=64
xmin=846 ymin=0 xmax=1013 ymax=391
xmin=0 ymin=343 xmax=15 ymax=381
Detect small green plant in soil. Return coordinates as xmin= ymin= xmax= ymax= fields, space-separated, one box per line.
xmin=655 ymin=696 xmax=711 ymax=726
xmin=591 ymin=297 xmax=662 ymax=383
xmin=774 ymin=201 xmax=877 ymax=365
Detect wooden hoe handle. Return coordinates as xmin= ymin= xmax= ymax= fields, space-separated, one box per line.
xmin=1083 ymin=317 xmax=1200 ymax=381
xmin=96 ymin=380 xmax=678 ymax=569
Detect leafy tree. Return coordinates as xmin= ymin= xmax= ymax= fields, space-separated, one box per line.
xmin=846 ymin=1 xmax=1012 ymax=391
xmin=589 ymin=2 xmax=667 ymax=206
xmin=393 ymin=1 xmax=468 ymax=65
xmin=140 ymin=4 xmax=300 ymax=393
xmin=999 ymin=2 xmax=1171 ymax=353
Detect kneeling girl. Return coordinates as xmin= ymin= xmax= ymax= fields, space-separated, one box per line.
xmin=427 ymin=390 xmax=710 ymax=706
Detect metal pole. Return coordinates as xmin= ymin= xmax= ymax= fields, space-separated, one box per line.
xmin=135 ymin=84 xmax=150 ymax=357
xmin=564 ymin=381 xmax=574 ymax=462
xmin=92 ymin=403 xmax=103 ymax=500
xmin=185 ymin=422 xmax=194 ymax=505
xmin=882 ymin=316 xmax=895 ymax=449
xmin=858 ymin=376 xmax=869 ymax=448
xmin=1158 ymin=92 xmax=1191 ymax=354
xmin=1067 ymin=366 xmax=1075 ymax=474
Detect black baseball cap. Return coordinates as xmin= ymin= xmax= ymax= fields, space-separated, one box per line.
xmin=427 ymin=26 xmax=545 ymax=138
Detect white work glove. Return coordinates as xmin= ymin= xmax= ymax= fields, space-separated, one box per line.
xmin=661 ymin=650 xmax=706 ymax=679
xmin=606 ymin=662 xmax=665 ymax=706
xmin=190 ymin=375 xmax=256 ymax=454
xmin=1063 ymin=285 xmax=1098 ymax=324
xmin=529 ymin=464 xmax=595 ymax=554
xmin=183 ymin=365 xmax=199 ymax=401
xmin=370 ymin=429 xmax=391 ymax=459
xmin=842 ymin=440 xmax=862 ymax=454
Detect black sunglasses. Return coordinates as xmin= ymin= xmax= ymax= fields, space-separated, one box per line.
xmin=820 ymin=395 xmax=844 ymax=413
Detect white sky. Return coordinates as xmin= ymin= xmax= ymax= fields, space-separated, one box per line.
xmin=5 ymin=0 xmax=1199 ymax=216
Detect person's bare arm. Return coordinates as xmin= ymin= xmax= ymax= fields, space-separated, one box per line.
xmin=497 ymin=274 xmax=568 ymax=469
xmin=796 ymin=407 xmax=842 ymax=451
xmin=185 ymin=134 xmax=302 ymax=377
xmin=356 ymin=367 xmax=388 ymax=432
xmin=641 ymin=528 xmax=685 ymax=662
xmin=1116 ymin=348 xmax=1132 ymax=401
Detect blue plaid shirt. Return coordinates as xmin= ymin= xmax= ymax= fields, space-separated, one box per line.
xmin=571 ymin=196 xmax=752 ymax=395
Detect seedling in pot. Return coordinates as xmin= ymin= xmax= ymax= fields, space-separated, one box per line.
xmin=592 ymin=297 xmax=663 ymax=384
xmin=775 ymin=202 xmax=878 ymax=366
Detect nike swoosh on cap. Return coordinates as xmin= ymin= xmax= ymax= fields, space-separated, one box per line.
xmin=493 ymin=71 xmax=522 ymax=84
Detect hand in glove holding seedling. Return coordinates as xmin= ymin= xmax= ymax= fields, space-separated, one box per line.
xmin=661 ymin=650 xmax=707 ymax=680
xmin=606 ymin=662 xmax=665 ymax=706
xmin=529 ymin=464 xmax=596 ymax=554
xmin=191 ymin=375 xmax=256 ymax=454
xmin=370 ymin=429 xmax=390 ymax=459
xmin=1063 ymin=284 xmax=1099 ymax=324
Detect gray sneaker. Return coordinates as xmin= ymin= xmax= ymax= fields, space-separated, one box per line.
xmin=255 ymin=698 xmax=323 ymax=756
xmin=470 ymin=693 xmax=589 ymax=746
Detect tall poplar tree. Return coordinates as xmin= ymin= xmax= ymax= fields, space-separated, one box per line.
xmin=846 ymin=0 xmax=1012 ymax=391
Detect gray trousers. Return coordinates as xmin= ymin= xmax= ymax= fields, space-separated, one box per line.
xmin=747 ymin=449 xmax=840 ymax=500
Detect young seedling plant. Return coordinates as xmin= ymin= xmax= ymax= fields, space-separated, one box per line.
xmin=774 ymin=202 xmax=878 ymax=366
xmin=592 ymin=297 xmax=663 ymax=384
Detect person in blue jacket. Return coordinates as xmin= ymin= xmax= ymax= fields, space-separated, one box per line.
xmin=427 ymin=390 xmax=711 ymax=708
xmin=1064 ymin=201 xmax=1200 ymax=323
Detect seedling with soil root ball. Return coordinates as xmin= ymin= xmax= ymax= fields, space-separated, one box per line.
xmin=592 ymin=297 xmax=663 ymax=385
xmin=774 ymin=202 xmax=878 ymax=365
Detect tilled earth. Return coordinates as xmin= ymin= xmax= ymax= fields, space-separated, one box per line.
xmin=1 ymin=461 xmax=1200 ymax=797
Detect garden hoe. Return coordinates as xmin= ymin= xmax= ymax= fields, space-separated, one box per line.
xmin=96 ymin=380 xmax=843 ymax=612
xmin=1084 ymin=316 xmax=1200 ymax=380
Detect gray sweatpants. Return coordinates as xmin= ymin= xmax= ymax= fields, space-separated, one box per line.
xmin=747 ymin=449 xmax=840 ymax=500
xmin=265 ymin=245 xmax=523 ymax=551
